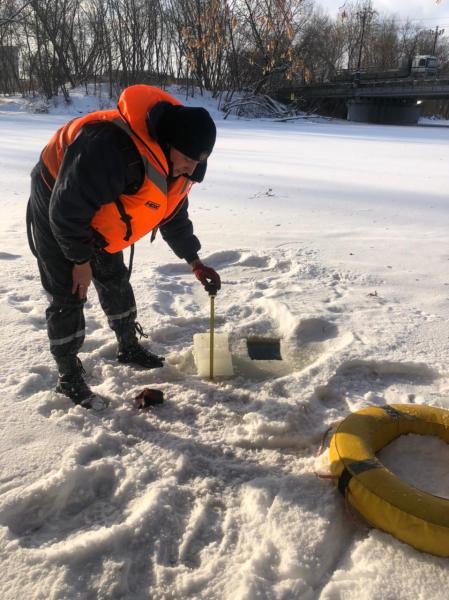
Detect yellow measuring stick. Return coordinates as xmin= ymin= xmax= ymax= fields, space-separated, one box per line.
xmin=209 ymin=293 xmax=215 ymax=379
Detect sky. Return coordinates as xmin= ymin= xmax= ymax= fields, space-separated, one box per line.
xmin=317 ymin=0 xmax=449 ymax=26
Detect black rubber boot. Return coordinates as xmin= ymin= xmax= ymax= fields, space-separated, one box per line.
xmin=117 ymin=343 xmax=165 ymax=369
xmin=116 ymin=322 xmax=165 ymax=370
xmin=55 ymin=356 xmax=108 ymax=410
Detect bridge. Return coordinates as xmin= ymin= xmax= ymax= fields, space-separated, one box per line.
xmin=278 ymin=76 xmax=449 ymax=124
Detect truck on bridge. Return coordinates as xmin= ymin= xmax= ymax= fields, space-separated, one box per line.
xmin=333 ymin=55 xmax=440 ymax=83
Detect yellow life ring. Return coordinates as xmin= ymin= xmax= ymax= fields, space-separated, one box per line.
xmin=329 ymin=403 xmax=449 ymax=556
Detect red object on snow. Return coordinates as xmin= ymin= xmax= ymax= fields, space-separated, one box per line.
xmin=135 ymin=388 xmax=164 ymax=408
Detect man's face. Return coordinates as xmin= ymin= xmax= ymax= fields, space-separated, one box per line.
xmin=169 ymin=147 xmax=199 ymax=177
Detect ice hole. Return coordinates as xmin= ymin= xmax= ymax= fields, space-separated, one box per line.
xmin=246 ymin=337 xmax=282 ymax=361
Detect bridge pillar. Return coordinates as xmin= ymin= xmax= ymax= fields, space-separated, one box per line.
xmin=347 ymin=98 xmax=421 ymax=125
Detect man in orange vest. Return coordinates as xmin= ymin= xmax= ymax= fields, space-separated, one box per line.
xmin=27 ymin=85 xmax=220 ymax=409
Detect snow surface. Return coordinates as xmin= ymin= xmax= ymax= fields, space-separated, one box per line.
xmin=1 ymin=87 xmax=449 ymax=599
xmin=419 ymin=117 xmax=449 ymax=128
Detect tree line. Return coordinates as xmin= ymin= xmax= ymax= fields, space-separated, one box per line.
xmin=0 ymin=0 xmax=448 ymax=102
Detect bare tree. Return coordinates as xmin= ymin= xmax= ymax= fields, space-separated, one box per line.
xmin=296 ymin=11 xmax=346 ymax=83
xmin=1 ymin=0 xmax=447 ymax=106
xmin=165 ymin=0 xmax=231 ymax=95
xmin=235 ymin=0 xmax=311 ymax=94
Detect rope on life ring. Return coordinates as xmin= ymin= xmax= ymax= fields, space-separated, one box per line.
xmin=329 ymin=403 xmax=449 ymax=556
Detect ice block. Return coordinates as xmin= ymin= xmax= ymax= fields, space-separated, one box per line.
xmin=193 ymin=332 xmax=234 ymax=378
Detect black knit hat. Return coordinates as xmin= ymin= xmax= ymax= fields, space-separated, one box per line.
xmin=149 ymin=103 xmax=216 ymax=162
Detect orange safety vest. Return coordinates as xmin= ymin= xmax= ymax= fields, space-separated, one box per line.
xmin=41 ymin=85 xmax=194 ymax=253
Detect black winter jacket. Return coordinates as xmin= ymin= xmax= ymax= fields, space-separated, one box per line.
xmin=32 ymin=120 xmax=201 ymax=264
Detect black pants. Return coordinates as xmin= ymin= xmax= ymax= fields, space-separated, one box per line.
xmin=28 ymin=164 xmax=137 ymax=360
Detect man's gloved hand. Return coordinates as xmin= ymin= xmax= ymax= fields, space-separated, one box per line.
xmin=191 ymin=259 xmax=221 ymax=294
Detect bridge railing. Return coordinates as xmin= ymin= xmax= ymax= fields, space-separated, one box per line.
xmin=278 ymin=76 xmax=449 ymax=100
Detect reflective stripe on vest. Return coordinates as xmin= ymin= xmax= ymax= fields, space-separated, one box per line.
xmin=141 ymin=156 xmax=167 ymax=195
xmin=111 ymin=116 xmax=167 ymax=194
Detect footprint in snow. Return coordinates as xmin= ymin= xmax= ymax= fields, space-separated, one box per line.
xmin=316 ymin=359 xmax=439 ymax=411
xmin=156 ymin=250 xmax=243 ymax=275
xmin=293 ymin=317 xmax=339 ymax=344
xmin=0 ymin=460 xmax=119 ymax=547
xmin=6 ymin=293 xmax=34 ymax=313
xmin=178 ymin=498 xmax=226 ymax=568
xmin=238 ymin=255 xmax=271 ymax=268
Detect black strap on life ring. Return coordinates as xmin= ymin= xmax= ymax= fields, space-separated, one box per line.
xmin=338 ymin=468 xmax=353 ymax=496
xmin=381 ymin=405 xmax=404 ymax=420
xmin=337 ymin=405 xmax=407 ymax=496
xmin=337 ymin=458 xmax=381 ymax=497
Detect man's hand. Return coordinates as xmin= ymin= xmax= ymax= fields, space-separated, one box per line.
xmin=191 ymin=259 xmax=221 ymax=295
xmin=72 ymin=261 xmax=92 ymax=299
